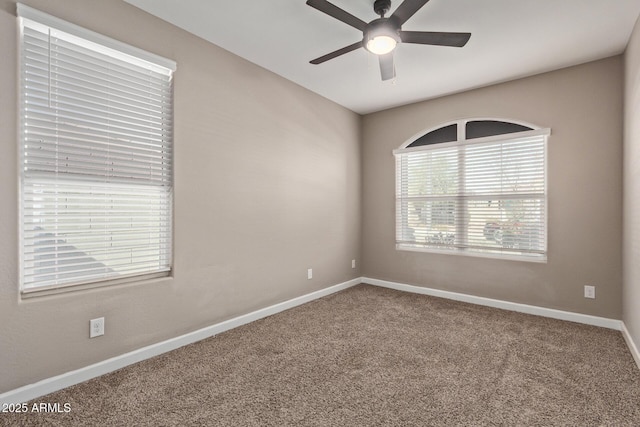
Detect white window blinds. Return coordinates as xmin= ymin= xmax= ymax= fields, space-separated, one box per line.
xmin=395 ymin=129 xmax=548 ymax=261
xmin=18 ymin=5 xmax=176 ymax=291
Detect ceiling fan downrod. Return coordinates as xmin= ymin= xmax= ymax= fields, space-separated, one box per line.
xmin=373 ymin=0 xmax=392 ymax=18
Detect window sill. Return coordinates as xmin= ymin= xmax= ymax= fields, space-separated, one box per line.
xmin=20 ymin=271 xmax=172 ymax=299
xmin=396 ymin=244 xmax=547 ymax=264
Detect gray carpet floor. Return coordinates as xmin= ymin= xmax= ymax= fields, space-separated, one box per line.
xmin=2 ymin=284 xmax=639 ymax=426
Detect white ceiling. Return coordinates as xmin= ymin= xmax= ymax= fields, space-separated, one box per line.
xmin=123 ymin=0 xmax=640 ymax=114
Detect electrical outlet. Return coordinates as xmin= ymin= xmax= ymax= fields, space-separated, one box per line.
xmin=90 ymin=317 xmax=105 ymax=338
xmin=584 ymin=285 xmax=596 ymax=299
xmin=307 ymin=268 xmax=313 ymax=280
xmin=352 ymin=259 xmax=356 ymax=269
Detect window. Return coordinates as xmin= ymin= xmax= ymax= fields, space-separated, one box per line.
xmin=18 ymin=4 xmax=176 ymax=292
xmin=394 ymin=119 xmax=549 ymax=262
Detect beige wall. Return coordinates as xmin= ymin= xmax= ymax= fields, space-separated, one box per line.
xmin=624 ymin=17 xmax=640 ymax=352
xmin=362 ymin=57 xmax=623 ymax=319
xmin=0 ymin=0 xmax=361 ymax=393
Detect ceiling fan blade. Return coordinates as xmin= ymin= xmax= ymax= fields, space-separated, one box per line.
xmin=310 ymin=42 xmax=363 ymax=65
xmin=400 ymin=31 xmax=471 ymax=47
xmin=306 ymin=0 xmax=367 ymax=31
xmin=390 ymin=0 xmax=430 ymax=26
xmin=379 ymin=52 xmax=395 ymax=81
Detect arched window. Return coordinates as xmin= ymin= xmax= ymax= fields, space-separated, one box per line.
xmin=393 ymin=118 xmax=550 ymax=261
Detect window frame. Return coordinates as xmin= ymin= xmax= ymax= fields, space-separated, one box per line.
xmin=394 ymin=118 xmax=550 ymax=263
xmin=17 ymin=4 xmax=176 ymax=295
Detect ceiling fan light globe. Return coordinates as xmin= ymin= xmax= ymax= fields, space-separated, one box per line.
xmin=366 ymin=35 xmax=397 ymax=55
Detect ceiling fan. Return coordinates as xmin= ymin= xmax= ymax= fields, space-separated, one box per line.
xmin=306 ymin=0 xmax=471 ymax=81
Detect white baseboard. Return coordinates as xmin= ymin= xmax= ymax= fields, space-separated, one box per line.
xmin=362 ymin=277 xmax=623 ymax=331
xmin=0 ymin=278 xmax=360 ymax=406
xmin=621 ymin=322 xmax=640 ymax=370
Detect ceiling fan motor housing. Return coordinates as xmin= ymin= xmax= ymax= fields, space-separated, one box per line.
xmin=363 ymin=18 xmax=401 ymax=52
